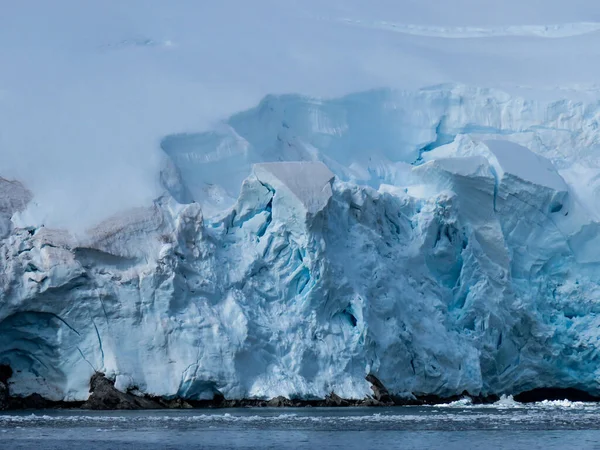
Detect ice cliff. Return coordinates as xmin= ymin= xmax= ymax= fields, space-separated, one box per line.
xmin=4 ymin=85 xmax=600 ymax=402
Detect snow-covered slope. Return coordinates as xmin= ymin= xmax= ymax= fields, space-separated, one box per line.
xmin=3 ymin=0 xmax=600 ymax=230
xmin=4 ymin=2 xmax=600 ymax=402
xmin=160 ymin=85 xmax=600 ymax=216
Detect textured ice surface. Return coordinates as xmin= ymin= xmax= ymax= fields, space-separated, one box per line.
xmin=0 ymin=179 xmax=31 ymax=239
xmin=4 ymin=2 xmax=600 ymax=402
xmin=4 ymin=95 xmax=600 ymax=401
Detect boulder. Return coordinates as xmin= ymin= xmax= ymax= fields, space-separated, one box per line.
xmin=9 ymin=393 xmax=52 ymax=409
xmin=82 ymin=372 xmax=163 ymax=410
xmin=267 ymin=396 xmax=293 ymax=407
xmin=324 ymin=392 xmax=350 ymax=407
xmin=0 ymin=365 xmax=12 ymax=384
xmin=0 ymin=381 xmax=7 ymax=411
xmin=162 ymin=398 xmax=194 ymax=409
xmin=0 ymin=365 xmax=12 ymax=410
xmin=361 ymin=397 xmax=385 ymax=407
xmin=365 ymin=374 xmax=393 ymax=405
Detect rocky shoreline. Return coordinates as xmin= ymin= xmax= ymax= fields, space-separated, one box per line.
xmin=2 ymin=368 xmax=599 ymax=411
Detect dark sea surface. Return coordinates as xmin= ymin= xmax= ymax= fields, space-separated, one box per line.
xmin=2 ymin=398 xmax=600 ymax=449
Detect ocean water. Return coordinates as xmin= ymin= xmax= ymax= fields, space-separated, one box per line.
xmin=2 ymin=397 xmax=600 ymax=449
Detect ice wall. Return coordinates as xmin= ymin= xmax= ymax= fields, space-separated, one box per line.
xmin=4 ymin=87 xmax=600 ymax=402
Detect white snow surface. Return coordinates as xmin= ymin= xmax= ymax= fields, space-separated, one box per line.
xmin=4 ymin=1 xmax=600 ymax=401
xmin=483 ymin=140 xmax=568 ymax=193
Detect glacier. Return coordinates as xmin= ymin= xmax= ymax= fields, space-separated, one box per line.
xmin=4 ymin=85 xmax=600 ymax=403
xmin=4 ymin=0 xmax=600 ymax=406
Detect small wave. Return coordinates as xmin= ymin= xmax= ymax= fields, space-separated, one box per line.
xmin=429 ymin=395 xmax=521 ymax=409
xmin=0 ymin=413 xmax=495 ymax=425
xmin=535 ymin=399 xmax=589 ymax=408
xmin=436 ymin=397 xmax=473 ymax=408
xmin=432 ymin=395 xmax=600 ymax=410
xmin=0 ymin=411 xmax=579 ymax=426
xmin=495 ymin=395 xmax=522 ymax=408
xmin=2 ymin=402 xmax=600 ymax=427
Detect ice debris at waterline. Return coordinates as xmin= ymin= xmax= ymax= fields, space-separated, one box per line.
xmin=5 ymin=86 xmax=600 ymax=405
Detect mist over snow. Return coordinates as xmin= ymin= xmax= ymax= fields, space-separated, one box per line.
xmin=1 ymin=0 xmax=600 ymax=230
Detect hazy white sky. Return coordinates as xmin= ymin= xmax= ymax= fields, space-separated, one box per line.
xmin=1 ymin=0 xmax=600 ymax=231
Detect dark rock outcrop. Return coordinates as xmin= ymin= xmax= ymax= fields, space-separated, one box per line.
xmin=1 ymin=370 xmax=506 ymax=410
xmin=267 ymin=396 xmax=293 ymax=407
xmin=0 ymin=364 xmax=12 ymax=410
xmin=365 ymin=374 xmax=393 ymax=405
xmin=324 ymin=392 xmax=351 ymax=407
xmin=469 ymin=393 xmax=500 ymax=404
xmin=10 ymin=393 xmax=49 ymax=409
xmin=0 ymin=381 xmax=7 ymax=411
xmin=82 ymin=373 xmax=163 ymax=410
xmin=220 ymin=398 xmax=268 ymax=408
xmin=360 ymin=397 xmax=386 ymax=406
xmin=162 ymin=398 xmax=194 ymax=409
xmin=0 ymin=364 xmax=12 ymax=384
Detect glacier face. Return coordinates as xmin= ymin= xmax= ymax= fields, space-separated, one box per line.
xmin=4 ymin=86 xmax=600 ymax=401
